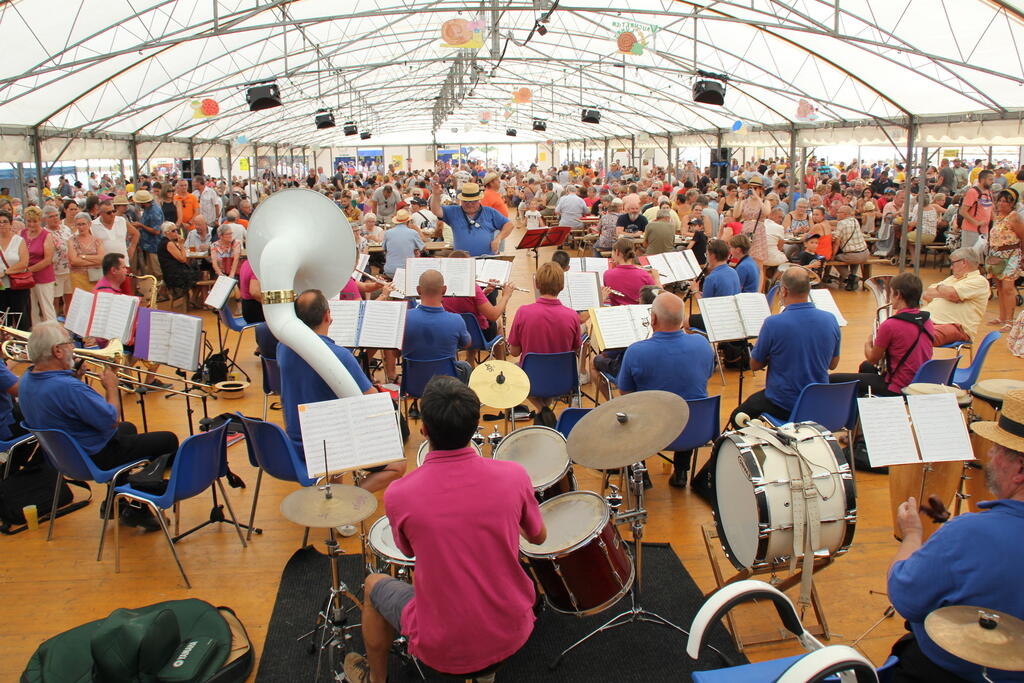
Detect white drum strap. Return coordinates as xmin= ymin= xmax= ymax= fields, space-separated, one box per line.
xmin=783 ymin=444 xmax=822 ymax=607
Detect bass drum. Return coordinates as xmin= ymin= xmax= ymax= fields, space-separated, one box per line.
xmin=416 ymin=439 xmax=485 ymax=466
xmin=712 ymin=421 xmax=857 ymax=570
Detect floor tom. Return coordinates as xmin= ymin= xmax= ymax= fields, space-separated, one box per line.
xmin=493 ymin=426 xmax=576 ymax=501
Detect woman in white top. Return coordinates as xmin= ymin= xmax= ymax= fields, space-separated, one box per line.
xmin=762 ymin=206 xmax=789 ymax=267
xmin=91 ymin=200 xmax=131 ymax=267
xmin=0 ymin=209 xmax=31 ymax=331
xmin=906 ymin=192 xmax=940 ymax=263
xmin=42 ymin=206 xmax=73 ymax=315
xmin=68 ymin=211 xmax=105 ymax=292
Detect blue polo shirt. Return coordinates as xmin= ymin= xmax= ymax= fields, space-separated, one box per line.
xmin=702 ymin=263 xmax=741 ymax=299
xmin=277 ymin=335 xmax=373 ymax=455
xmin=617 ymin=331 xmax=713 ymax=400
xmin=889 ymin=499 xmax=1024 ymax=682
xmin=750 ymin=302 xmax=840 ymax=412
xmin=734 ymin=255 xmax=760 ymax=294
xmin=19 ymin=368 xmax=118 ymax=455
xmin=402 ymin=304 xmax=470 ymax=361
xmin=440 ymin=204 xmax=508 ymax=256
xmin=0 ymin=360 xmax=18 ymax=440
xmin=139 ymin=203 xmax=165 ymax=253
xmin=382 ymin=224 xmax=424 ymax=277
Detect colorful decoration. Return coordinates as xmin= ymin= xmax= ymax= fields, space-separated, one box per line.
xmin=440 ymin=18 xmax=485 ymax=49
xmin=731 ymin=120 xmax=743 ymax=132
xmin=796 ymin=99 xmax=819 ymax=121
xmin=236 ymin=135 xmax=249 ymax=144
xmin=615 ymin=31 xmax=647 ymax=55
xmin=479 ymin=110 xmax=492 ymax=125
xmin=512 ymin=87 xmax=532 ymax=104
xmin=190 ymin=98 xmax=220 ymax=118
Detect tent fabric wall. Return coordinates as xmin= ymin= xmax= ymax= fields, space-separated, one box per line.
xmin=0 ymin=135 xmax=31 ymax=163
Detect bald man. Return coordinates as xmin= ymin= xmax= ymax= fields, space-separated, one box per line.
xmin=616 ymin=292 xmax=715 ymax=487
xmin=401 ymin=270 xmax=472 ymax=382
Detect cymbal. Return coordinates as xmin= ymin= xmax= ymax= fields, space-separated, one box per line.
xmin=567 ymin=391 xmax=688 ymax=470
xmin=469 ymin=360 xmax=530 ymax=409
xmin=280 ymin=484 xmax=377 ymax=528
xmin=925 ymin=606 xmax=1024 ymax=671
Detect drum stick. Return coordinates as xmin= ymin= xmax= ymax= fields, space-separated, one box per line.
xmin=356 ymin=268 xmax=406 ymax=296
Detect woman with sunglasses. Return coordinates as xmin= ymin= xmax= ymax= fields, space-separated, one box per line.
xmin=987 ymin=189 xmax=1024 ymax=329
xmin=157 ymin=222 xmax=200 ymax=305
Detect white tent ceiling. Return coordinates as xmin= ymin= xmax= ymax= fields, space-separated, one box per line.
xmin=1 ymin=0 xmax=1024 ymax=149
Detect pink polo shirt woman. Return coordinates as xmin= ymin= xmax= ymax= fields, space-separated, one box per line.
xmin=603 ymin=263 xmax=654 ymax=306
xmin=507 ymin=297 xmax=581 ymax=361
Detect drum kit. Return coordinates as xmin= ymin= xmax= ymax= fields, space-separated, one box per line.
xmin=925 ymin=606 xmax=1024 ymax=676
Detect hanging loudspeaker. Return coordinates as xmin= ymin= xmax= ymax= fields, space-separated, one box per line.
xmin=506 ymin=128 xmax=517 ymax=137
xmin=246 ymin=84 xmax=282 ymax=112
xmin=314 ymin=111 xmax=336 ymax=130
xmin=343 ymin=122 xmax=358 ymax=136
xmin=692 ymin=79 xmax=726 ymax=106
xmin=360 ymin=131 xmax=372 ymax=140
xmin=533 ymin=118 xmax=547 ymax=131
xmin=581 ymin=109 xmax=601 ymax=124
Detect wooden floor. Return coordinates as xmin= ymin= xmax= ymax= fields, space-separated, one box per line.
xmin=2 ymin=234 xmax=1020 ymax=681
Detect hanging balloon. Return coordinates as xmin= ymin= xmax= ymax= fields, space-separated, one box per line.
xmin=731 ymin=120 xmax=743 ymax=132
xmin=796 ymin=99 xmax=819 ymax=121
xmin=479 ymin=110 xmax=492 ymax=125
xmin=236 ymin=135 xmax=249 ymax=144
xmin=190 ymin=98 xmax=220 ymax=119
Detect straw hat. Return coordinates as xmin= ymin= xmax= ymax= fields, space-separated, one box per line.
xmin=392 ymin=209 xmax=413 ymax=224
xmin=457 ymin=183 xmax=483 ymax=202
xmin=971 ymin=389 xmax=1024 ymax=453
xmin=111 ymin=195 xmax=129 ymax=206
xmin=748 ymin=176 xmax=764 ymax=187
xmin=132 ymin=189 xmax=154 ymax=203
xmin=482 ymin=172 xmax=500 ymax=187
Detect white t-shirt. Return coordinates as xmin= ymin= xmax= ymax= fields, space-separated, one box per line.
xmin=409 ymin=208 xmax=438 ymax=235
xmin=525 ymin=210 xmax=542 ymax=229
xmin=91 ymin=216 xmax=130 ymax=266
xmin=763 ymin=219 xmax=788 ymax=267
xmin=0 ymin=234 xmax=25 ymax=285
xmin=221 ymin=223 xmax=246 ymax=248
xmin=196 ymin=187 xmax=221 ymax=225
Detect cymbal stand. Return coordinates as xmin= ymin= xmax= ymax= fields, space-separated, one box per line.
xmin=488 ymin=425 xmax=503 ymax=456
xmin=550 ymin=460 xmax=688 ymax=669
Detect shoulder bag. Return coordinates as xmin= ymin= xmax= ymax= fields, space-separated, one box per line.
xmin=0 ymin=242 xmax=34 ymax=290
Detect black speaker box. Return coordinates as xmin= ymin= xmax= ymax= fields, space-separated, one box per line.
xmin=693 ymin=79 xmax=726 ymax=106
xmin=709 ymin=147 xmax=730 ymax=180
xmin=532 ymin=118 xmax=547 ymax=131
xmin=246 ymin=84 xmax=282 ymax=111
xmin=315 ymin=111 xmax=336 ymax=129
xmin=360 ymin=131 xmax=372 ymax=140
xmin=581 ymin=109 xmax=601 ymax=124
xmin=506 ymin=128 xmax=517 ymax=137
xmin=181 ymin=159 xmax=204 ymax=180
xmin=344 ymin=122 xmax=359 ymax=136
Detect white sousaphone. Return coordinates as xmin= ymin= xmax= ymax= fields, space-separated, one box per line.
xmin=248 ymin=188 xmax=363 ymax=398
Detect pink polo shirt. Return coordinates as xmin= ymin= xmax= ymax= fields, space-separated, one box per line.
xmin=238 ymin=260 xmax=256 ymax=300
xmin=603 ymin=263 xmax=654 ymax=306
xmin=507 ymin=297 xmax=582 ymax=362
xmin=385 ymin=447 xmax=544 ymax=673
xmin=876 ymin=308 xmax=935 ymax=393
xmin=443 ymin=284 xmax=489 ymax=330
xmin=338 ymin=277 xmax=361 ymax=300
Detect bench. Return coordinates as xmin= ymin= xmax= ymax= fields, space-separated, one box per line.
xmin=823 ymin=258 xmax=890 ymax=288
xmin=924 ymin=244 xmax=951 ymax=269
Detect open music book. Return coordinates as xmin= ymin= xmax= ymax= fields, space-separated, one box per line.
xmin=65 ymin=288 xmax=141 ymax=342
xmin=641 ymin=250 xmax=702 ymax=284
xmin=697 ymin=293 xmax=771 ymax=342
xmin=588 ymin=304 xmax=652 ymax=351
xmin=809 ymin=289 xmax=848 ymax=326
xmin=328 ymin=299 xmax=407 ymax=348
xmin=204 ymin=275 xmax=237 ymax=310
xmin=567 ymin=257 xmax=610 ymax=274
xmin=557 ymin=271 xmax=602 ymax=311
xmin=298 ymin=392 xmax=406 ymax=477
xmin=134 ymin=308 xmax=204 ymax=371
xmin=389 ymin=268 xmax=407 ymax=299
xmin=475 ymin=257 xmax=512 ymax=285
xmin=857 ymin=393 xmax=974 ymax=467
xmin=402 ymin=257 xmax=475 ymax=297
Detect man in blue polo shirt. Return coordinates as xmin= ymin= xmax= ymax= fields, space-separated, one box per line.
xmin=402 ymin=270 xmax=472 ymax=383
xmin=618 ymin=292 xmax=714 ymax=487
xmin=688 ymin=238 xmax=740 ymax=333
xmin=382 ymin=209 xmax=424 ymax=278
xmin=278 ymin=289 xmax=406 ymax=493
xmin=729 ymin=233 xmax=760 ymax=293
xmin=729 ymin=267 xmax=840 ymax=426
xmin=429 ymin=180 xmax=512 ymax=256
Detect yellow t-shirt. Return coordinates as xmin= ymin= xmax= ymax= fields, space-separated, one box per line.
xmin=1006 ymin=172 xmax=1018 ymax=186
xmin=895 ymin=171 xmax=906 ymax=184
xmin=923 ymin=271 xmax=990 ymax=340
xmin=125 ymin=183 xmax=135 ymax=194
xmin=969 ymin=167 xmax=982 ymax=185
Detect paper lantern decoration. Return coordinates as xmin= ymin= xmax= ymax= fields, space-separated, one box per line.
xmin=512 ymin=87 xmax=532 ymax=104
xmin=440 ymin=18 xmax=484 ymax=49
xmin=236 ymin=135 xmax=249 ymax=144
xmin=616 ymin=30 xmax=647 ymax=55
xmin=479 ymin=110 xmax=492 ymax=125
xmin=190 ymin=98 xmax=220 ymax=118
xmin=796 ymin=99 xmax=819 ymax=121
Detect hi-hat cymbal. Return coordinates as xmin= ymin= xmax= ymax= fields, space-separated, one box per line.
xmin=280 ymin=484 xmax=377 ymax=528
xmin=925 ymin=606 xmax=1024 ymax=671
xmin=469 ymin=360 xmax=530 ymax=409
xmin=567 ymin=391 xmax=688 ymax=470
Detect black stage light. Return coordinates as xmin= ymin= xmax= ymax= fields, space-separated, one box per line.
xmin=692 ymin=79 xmax=726 ymax=105
xmin=344 ymin=121 xmax=359 ymax=136
xmin=581 ymin=108 xmax=601 ymax=124
xmin=246 ymin=84 xmax=282 ymax=111
xmin=314 ymin=110 xmax=336 ymax=129
xmin=506 ymin=128 xmax=517 ymax=136
xmin=360 ymin=131 xmax=372 ymax=140
xmin=532 ymin=118 xmax=547 ymax=131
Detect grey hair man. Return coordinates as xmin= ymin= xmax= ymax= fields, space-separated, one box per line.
xmin=922 ymin=247 xmax=989 ymax=346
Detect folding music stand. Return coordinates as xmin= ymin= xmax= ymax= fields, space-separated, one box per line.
xmin=516 ymin=226 xmax=572 ymax=269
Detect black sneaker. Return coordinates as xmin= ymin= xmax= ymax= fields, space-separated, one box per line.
xmin=642 ymin=470 xmax=653 ymax=490
xmin=408 ymin=400 xmax=421 ymax=420
xmin=120 ymin=505 xmax=163 ymax=533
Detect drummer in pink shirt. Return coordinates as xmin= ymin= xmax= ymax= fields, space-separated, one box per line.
xmin=603 ymin=238 xmax=659 ymax=306
xmin=345 ymin=376 xmax=546 ymax=683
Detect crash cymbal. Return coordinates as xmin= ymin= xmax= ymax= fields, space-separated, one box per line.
xmin=567 ymin=390 xmax=688 ymax=470
xmin=469 ymin=360 xmax=530 ymax=409
xmin=280 ymin=484 xmax=377 ymax=528
xmin=925 ymin=606 xmax=1024 ymax=671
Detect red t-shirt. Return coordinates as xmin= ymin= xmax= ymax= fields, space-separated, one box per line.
xmin=507 ymin=297 xmax=581 ymax=361
xmin=603 ymin=264 xmax=654 ymax=306
xmin=876 ymin=308 xmax=935 ymax=393
xmin=443 ymin=284 xmax=488 ymax=331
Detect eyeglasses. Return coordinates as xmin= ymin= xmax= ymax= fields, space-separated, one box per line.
xmin=102 ymin=210 xmax=114 ymax=215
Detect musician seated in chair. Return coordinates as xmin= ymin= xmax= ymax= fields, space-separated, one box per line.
xmin=441 ymin=251 xmax=515 ymax=361
xmin=398 ymin=270 xmax=472 ymax=383
xmin=887 ymin=389 xmax=1024 ymax=682
xmin=19 ymin=321 xmax=179 ymax=531
xmin=277 ymin=289 xmax=405 ymax=494
xmin=829 ymin=272 xmax=933 ymax=397
xmin=344 ymin=376 xmax=547 ymax=683
xmin=686 ymin=238 xmax=740 ymax=334
xmin=729 ymin=267 xmax=841 ymax=427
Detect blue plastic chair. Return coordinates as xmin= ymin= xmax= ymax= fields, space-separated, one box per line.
xmin=107 ymin=422 xmax=246 ymax=588
xmin=400 ymin=357 xmax=458 ymax=416
xmin=762 ymin=381 xmax=858 ymax=433
xmin=664 ymin=396 xmax=721 ymax=481
xmin=1 ymin=432 xmax=38 ymax=479
xmin=599 ymin=371 xmax=618 ymax=402
xmin=219 ymin=304 xmax=257 ymax=373
xmin=24 ymin=424 xmax=145 ymax=550
xmin=260 ymin=356 xmax=282 ymax=420
xmin=554 ymin=407 xmax=591 ymax=439
xmin=459 ymin=312 xmax=503 ymax=362
xmin=522 ymin=351 xmax=579 ymax=403
xmin=237 ymin=414 xmax=315 ymax=541
xmin=952 ymin=331 xmax=1001 ymax=391
xmin=908 ymin=356 xmax=959 ymax=386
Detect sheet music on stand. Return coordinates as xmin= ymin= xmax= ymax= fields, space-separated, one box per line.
xmin=68 ymin=290 xmax=140 ymax=342
xmin=857 ymin=393 xmax=974 ymax=468
xmin=327 ymin=299 xmax=407 ymax=349
xmin=642 ymin=250 xmax=701 ymax=283
xmin=475 ymin=258 xmax=512 ymax=285
xmin=134 ymin=308 xmax=204 ymax=371
xmin=809 ymin=289 xmax=848 ymax=326
xmin=352 ymin=253 xmax=370 ymax=280
xmin=403 ymin=257 xmax=475 ymax=296
xmin=557 ymin=271 xmax=602 ymax=311
xmin=298 ymin=392 xmax=406 ymax=477
xmin=588 ymin=304 xmax=652 ymax=351
xmin=204 ymin=275 xmax=237 ymax=310
xmin=697 ymin=293 xmax=771 ymax=342
xmin=389 ymin=268 xmax=407 ymax=299
xmin=568 ymin=257 xmax=610 ymax=274
xmin=64 ymin=288 xmax=94 ymax=337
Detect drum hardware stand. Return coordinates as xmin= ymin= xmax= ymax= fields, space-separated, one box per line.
xmin=471 ymin=425 xmax=486 ymax=452
xmin=700 ymin=523 xmax=833 ymax=652
xmin=487 ymin=425 xmax=503 ymax=456
xmin=550 ymin=460 xmax=689 ymax=670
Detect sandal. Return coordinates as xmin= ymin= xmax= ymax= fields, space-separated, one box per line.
xmin=988 ymin=318 xmax=1007 ymax=326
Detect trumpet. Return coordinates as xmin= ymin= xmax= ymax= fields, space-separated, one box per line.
xmin=0 ymin=325 xmax=30 ymax=341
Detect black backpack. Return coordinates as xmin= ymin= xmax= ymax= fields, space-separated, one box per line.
xmin=0 ymin=447 xmax=91 ymax=535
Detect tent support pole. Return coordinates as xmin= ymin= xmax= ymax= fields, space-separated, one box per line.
xmin=913 ymin=145 xmax=928 ymax=278
xmin=788 ymin=125 xmax=799 ymax=199
xmin=32 ymin=127 xmax=45 ymax=196
xmin=898 ymin=116 xmax=916 ymax=274
xmin=130 ymin=135 xmax=139 ymax=184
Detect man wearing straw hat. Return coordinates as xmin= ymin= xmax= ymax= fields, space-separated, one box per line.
xmin=429 ymin=179 xmax=512 ymax=257
xmin=886 ymin=389 xmax=1024 ymax=681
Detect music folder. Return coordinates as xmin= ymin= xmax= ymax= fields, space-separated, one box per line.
xmin=697 ymin=293 xmax=771 ymax=342
xmin=401 ymin=257 xmax=475 ymax=297
xmin=327 ymin=299 xmax=407 ymax=349
xmin=809 ymin=289 xmax=848 ymax=326
xmin=568 ymin=257 xmax=611 ymax=274
xmin=204 ymin=275 xmax=237 ymax=310
xmin=588 ymin=304 xmax=652 ymax=351
xmin=133 ymin=308 xmax=204 ymax=371
xmin=65 ymin=288 xmax=141 ymax=343
xmin=640 ymin=250 xmax=702 ymax=284
xmin=298 ymin=392 xmax=406 ymax=477
xmin=857 ymin=393 xmax=974 ymax=468
xmin=557 ymin=271 xmax=602 ymax=311
xmin=475 ymin=257 xmax=512 ymax=285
